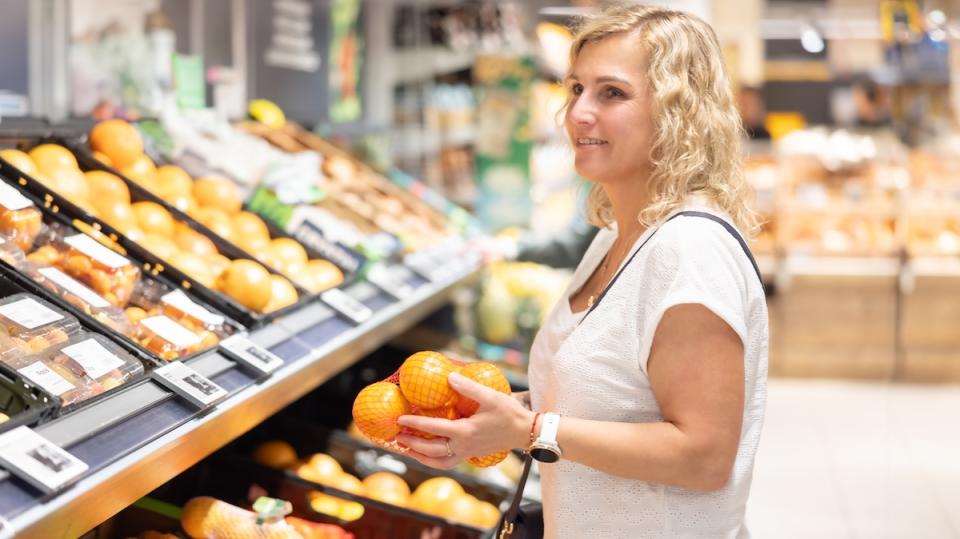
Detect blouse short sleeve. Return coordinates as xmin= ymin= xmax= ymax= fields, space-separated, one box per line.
xmin=635 ymin=214 xmax=757 ymax=377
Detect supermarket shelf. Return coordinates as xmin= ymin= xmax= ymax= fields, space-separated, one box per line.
xmin=780 ymin=255 xmax=901 ymax=279
xmin=905 ymin=256 xmax=960 ymax=278
xmin=392 ymin=47 xmax=476 ymax=85
xmin=1 ymin=262 xmax=482 ymax=539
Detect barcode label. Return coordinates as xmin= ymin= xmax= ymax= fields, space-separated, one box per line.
xmin=0 ymin=297 xmax=63 ymax=329
xmin=64 ymin=234 xmax=130 ymax=269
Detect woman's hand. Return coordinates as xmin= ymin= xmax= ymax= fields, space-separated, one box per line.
xmin=395 ymin=372 xmax=533 ymax=469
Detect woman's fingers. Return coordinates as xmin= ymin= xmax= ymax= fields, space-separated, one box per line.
xmin=396 ymin=433 xmax=451 ymax=458
xmin=397 ymin=414 xmax=459 ymax=438
xmin=448 ymin=372 xmax=503 ymax=409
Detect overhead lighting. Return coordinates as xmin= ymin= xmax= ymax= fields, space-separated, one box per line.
xmin=927 ymin=10 xmax=946 ymax=27
xmin=800 ymin=27 xmax=825 ymax=53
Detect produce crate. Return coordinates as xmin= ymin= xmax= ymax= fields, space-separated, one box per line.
xmin=900 ymin=273 xmax=960 ymax=382
xmin=0 ymin=167 xmax=241 ymax=367
xmin=0 ymin=136 xmax=319 ymax=328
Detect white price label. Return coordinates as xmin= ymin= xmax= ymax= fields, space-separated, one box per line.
xmin=141 ymin=315 xmax=202 ymax=349
xmin=18 ymin=361 xmax=75 ymax=397
xmin=0 ymin=297 xmax=63 ymax=329
xmin=0 ymin=182 xmax=34 ymax=211
xmin=219 ymin=333 xmax=284 ymax=375
xmin=151 ymin=361 xmax=227 ymax=408
xmin=0 ymin=426 xmax=88 ymax=494
xmin=404 ymin=257 xmax=440 ymax=282
xmin=62 ymin=338 xmax=124 ymax=379
xmin=321 ymin=288 xmax=373 ymax=324
xmin=37 ymin=267 xmax=111 ymax=309
xmin=367 ymin=265 xmax=413 ymax=300
xmin=64 ymin=234 xmax=130 ymax=269
xmin=161 ymin=290 xmax=225 ymax=327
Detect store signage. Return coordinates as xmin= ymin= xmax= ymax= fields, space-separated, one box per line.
xmin=0 ymin=426 xmax=88 ymax=494
xmin=366 ymin=264 xmax=413 ymax=300
xmin=219 ymin=333 xmax=284 ymax=376
xmin=321 ymin=288 xmax=372 ymax=325
xmin=292 ymin=219 xmax=365 ymax=276
xmin=151 ymin=362 xmax=227 ymax=409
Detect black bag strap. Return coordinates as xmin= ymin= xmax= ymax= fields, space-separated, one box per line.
xmin=495 ymin=452 xmax=534 ymax=538
xmin=578 ymin=210 xmax=761 ymax=327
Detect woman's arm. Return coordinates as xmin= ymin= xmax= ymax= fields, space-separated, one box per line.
xmin=397 ymin=303 xmax=744 ymax=492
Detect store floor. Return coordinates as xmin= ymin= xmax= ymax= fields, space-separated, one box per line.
xmin=745 ymin=379 xmax=960 ymax=538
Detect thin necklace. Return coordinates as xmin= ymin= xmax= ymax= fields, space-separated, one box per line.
xmin=586 ymin=225 xmax=643 ymax=308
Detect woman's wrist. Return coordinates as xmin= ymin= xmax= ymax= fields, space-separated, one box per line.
xmin=514 ymin=407 xmax=537 ymax=450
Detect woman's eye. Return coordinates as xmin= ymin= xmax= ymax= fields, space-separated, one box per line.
xmin=604 ymin=87 xmax=624 ymax=98
xmin=570 ymin=83 xmax=584 ymax=95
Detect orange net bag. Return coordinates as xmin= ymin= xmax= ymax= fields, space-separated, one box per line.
xmin=352 ymin=351 xmax=511 ymax=467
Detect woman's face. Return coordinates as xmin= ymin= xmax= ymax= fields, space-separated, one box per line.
xmin=564 ymin=33 xmax=654 ymax=186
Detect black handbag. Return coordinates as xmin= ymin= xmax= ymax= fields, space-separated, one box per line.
xmin=493 ymin=211 xmax=761 ymax=539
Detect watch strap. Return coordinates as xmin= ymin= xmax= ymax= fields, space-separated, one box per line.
xmin=539 ymin=412 xmax=560 ymax=444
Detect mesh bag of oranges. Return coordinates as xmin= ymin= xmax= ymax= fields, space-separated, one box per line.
xmin=352 ymin=351 xmax=511 ymax=467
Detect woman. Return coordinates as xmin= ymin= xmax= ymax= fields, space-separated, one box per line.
xmin=397 ymin=5 xmax=768 ymax=538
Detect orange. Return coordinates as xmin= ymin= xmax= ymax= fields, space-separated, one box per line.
xmin=231 ymin=211 xmax=270 ymax=240
xmin=154 ymin=165 xmax=193 ymax=199
xmin=89 ymin=119 xmax=143 ymax=169
xmin=47 ymin=167 xmax=89 ymax=204
xmin=268 ymin=238 xmax=307 ymax=273
xmin=193 ymin=176 xmax=241 ymax=214
xmin=174 ymin=229 xmax=218 ymax=258
xmin=362 ymin=472 xmax=410 ymax=501
xmin=207 ymin=252 xmax=231 ymax=279
xmin=407 ymin=405 xmax=457 ymax=439
xmin=438 ymin=493 xmax=482 ymax=525
xmin=120 ymin=154 xmax=156 ymax=186
xmin=467 ymin=450 xmax=508 ymax=468
xmin=28 ymin=144 xmax=78 ymax=176
xmin=85 ymin=170 xmax=130 ymax=206
xmin=91 ymin=151 xmax=113 ymax=167
xmin=399 ymin=351 xmax=457 ymax=409
xmin=252 ymin=440 xmax=298 ymax=469
xmin=132 ymin=201 xmax=175 ymax=237
xmin=263 ymin=274 xmax=299 ymax=313
xmin=169 ymin=251 xmax=215 ymax=288
xmin=194 ymin=208 xmax=235 ymax=243
xmin=124 ymin=226 xmax=145 ymax=243
xmin=0 ymin=149 xmax=38 ymax=176
xmin=330 ymin=473 xmax=365 ymax=496
xmin=293 ymin=259 xmax=343 ymax=293
xmin=454 ymin=362 xmax=511 ymax=417
xmin=140 ymin=234 xmax=179 ymax=260
xmin=96 ymin=200 xmax=139 ymax=233
xmin=216 ymin=259 xmax=272 ymax=311
xmin=409 ymin=477 xmax=464 ymax=515
xmin=302 ymin=453 xmax=343 ymax=484
xmin=167 ymin=193 xmax=197 ymax=214
xmin=352 ymin=381 xmax=410 ymax=442
xmin=474 ymin=500 xmax=501 ymax=528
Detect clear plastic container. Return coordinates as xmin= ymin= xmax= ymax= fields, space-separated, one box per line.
xmin=28 ymin=224 xmax=141 ymax=308
xmin=39 ymin=332 xmax=144 ymax=394
xmin=0 ymin=233 xmax=26 ymax=269
xmin=4 ymin=352 xmax=101 ymax=408
xmin=19 ymin=263 xmax=134 ymax=337
xmin=0 ymin=182 xmax=42 ymax=252
xmin=0 ymin=293 xmax=81 ymax=361
xmin=134 ymin=314 xmax=218 ymax=361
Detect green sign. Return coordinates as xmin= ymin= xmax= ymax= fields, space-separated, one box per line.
xmin=173 ymin=54 xmax=205 ymax=109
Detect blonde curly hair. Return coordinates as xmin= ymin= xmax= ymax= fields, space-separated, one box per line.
xmin=567 ymin=4 xmax=759 ymax=236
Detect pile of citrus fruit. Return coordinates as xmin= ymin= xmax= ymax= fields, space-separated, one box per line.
xmin=352 ymin=351 xmax=511 ymax=467
xmin=252 ymin=440 xmax=500 ymax=529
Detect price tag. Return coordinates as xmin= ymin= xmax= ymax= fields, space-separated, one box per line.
xmin=151 ymin=361 xmax=227 ymax=408
xmin=219 ymin=333 xmax=284 ymax=375
xmin=320 ymin=288 xmax=373 ymax=324
xmin=62 ymin=338 xmax=124 ymax=379
xmin=64 ymin=234 xmax=130 ymax=269
xmin=366 ymin=264 xmax=413 ymax=300
xmin=0 ymin=182 xmax=34 ymax=211
xmin=0 ymin=297 xmax=63 ymax=329
xmin=0 ymin=426 xmax=88 ymax=494
xmin=19 ymin=361 xmax=75 ymax=397
xmin=404 ymin=255 xmax=441 ymax=282
xmin=161 ymin=290 xmax=225 ymax=327
xmin=141 ymin=315 xmax=202 ymax=349
xmin=37 ymin=268 xmax=111 ymax=309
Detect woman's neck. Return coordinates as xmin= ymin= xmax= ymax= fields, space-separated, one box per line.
xmin=603 ymin=181 xmax=650 ymax=239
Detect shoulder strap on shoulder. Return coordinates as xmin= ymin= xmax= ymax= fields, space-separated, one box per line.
xmin=672 ymin=210 xmax=762 ymax=284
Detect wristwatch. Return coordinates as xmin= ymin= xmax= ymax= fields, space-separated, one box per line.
xmin=529 ymin=412 xmax=562 ymax=463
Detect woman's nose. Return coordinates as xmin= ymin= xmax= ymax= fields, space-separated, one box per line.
xmin=567 ymin=96 xmax=596 ymax=125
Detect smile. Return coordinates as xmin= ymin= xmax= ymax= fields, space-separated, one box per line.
xmin=576 ymin=138 xmax=608 ymax=146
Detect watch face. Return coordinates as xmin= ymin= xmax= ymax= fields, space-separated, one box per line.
xmin=530 ymin=445 xmax=560 ymax=463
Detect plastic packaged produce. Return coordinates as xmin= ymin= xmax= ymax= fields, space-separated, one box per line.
xmin=134 ymin=314 xmax=217 ymax=361
xmin=2 ymin=348 xmax=102 ymax=408
xmin=0 ymin=293 xmax=82 ymax=361
xmin=29 ymin=223 xmax=141 ymax=308
xmin=0 ymin=233 xmax=27 ymax=268
xmin=20 ymin=263 xmax=134 ymax=336
xmin=38 ymin=332 xmax=143 ymax=393
xmin=0 ymin=182 xmax=42 ymax=251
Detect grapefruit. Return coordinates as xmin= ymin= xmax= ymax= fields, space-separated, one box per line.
xmin=89 ymin=119 xmax=143 ymax=169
